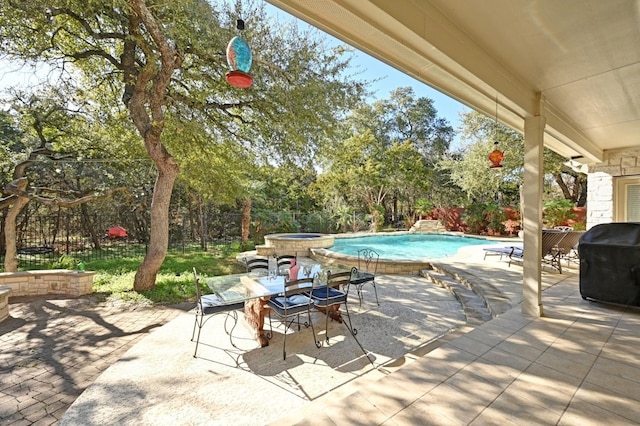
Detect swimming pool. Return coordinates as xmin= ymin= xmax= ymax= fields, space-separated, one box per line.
xmin=328 ymin=233 xmax=493 ymax=260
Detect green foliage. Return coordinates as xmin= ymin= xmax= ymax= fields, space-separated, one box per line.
xmin=250 ymin=210 xmax=298 ymax=244
xmin=441 ymin=110 xmax=588 ymax=207
xmin=484 ymin=204 xmax=508 ymax=234
xmin=543 ymin=199 xmax=577 ymax=228
xmin=369 ymin=204 xmax=385 ymax=232
xmin=50 ymin=255 xmax=81 ymax=270
xmin=300 ymin=211 xmax=332 ymax=233
xmin=462 ymin=203 xmax=489 ymax=234
xmin=415 ymin=198 xmax=434 ymax=218
xmin=332 ymin=205 xmax=356 ymax=233
xmin=89 ymin=249 xmax=245 ymax=305
xmin=0 ymin=0 xmax=368 ymax=287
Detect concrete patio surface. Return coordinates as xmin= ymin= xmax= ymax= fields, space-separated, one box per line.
xmin=2 ymin=245 xmax=639 ymax=425
xmin=57 ymin=272 xmax=468 ymax=425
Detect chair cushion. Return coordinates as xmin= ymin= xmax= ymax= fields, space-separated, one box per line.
xmin=201 ymin=294 xmax=224 ymax=308
xmin=268 ymin=294 xmax=311 ymax=316
xmin=350 ymin=273 xmax=375 ymax=285
xmin=309 ymin=287 xmax=347 ymax=306
xmin=201 ymin=294 xmax=244 ymax=314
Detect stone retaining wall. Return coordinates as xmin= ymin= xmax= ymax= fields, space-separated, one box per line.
xmin=0 ymin=286 xmax=11 ymax=323
xmin=0 ymin=270 xmax=95 ymax=298
xmin=310 ymin=249 xmax=431 ymax=275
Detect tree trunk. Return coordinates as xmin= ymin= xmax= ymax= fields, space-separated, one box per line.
xmin=133 ymin=161 xmax=178 ymax=291
xmin=3 ymin=180 xmax=30 ymax=272
xmin=241 ymin=198 xmax=251 ymax=245
xmin=80 ymin=203 xmax=101 ymax=250
xmin=126 ymin=0 xmax=183 ymax=291
xmin=196 ymin=194 xmax=206 ymax=250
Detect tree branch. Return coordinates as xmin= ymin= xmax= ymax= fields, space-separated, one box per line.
xmin=4 ymin=179 xmax=130 ymax=208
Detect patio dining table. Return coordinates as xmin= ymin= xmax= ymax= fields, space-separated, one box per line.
xmin=204 ymin=266 xmax=352 ymax=347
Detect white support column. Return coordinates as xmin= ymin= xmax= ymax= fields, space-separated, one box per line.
xmin=522 ymin=115 xmax=545 ymax=317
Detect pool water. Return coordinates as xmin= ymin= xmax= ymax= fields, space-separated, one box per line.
xmin=329 ymin=233 xmax=493 ymax=260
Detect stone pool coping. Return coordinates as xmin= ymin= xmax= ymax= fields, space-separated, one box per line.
xmin=250 ymin=231 xmax=517 ymax=275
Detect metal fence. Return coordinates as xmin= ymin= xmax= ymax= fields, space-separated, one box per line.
xmin=2 ymin=208 xmax=246 ymax=270
xmin=0 ymin=207 xmax=377 ymax=270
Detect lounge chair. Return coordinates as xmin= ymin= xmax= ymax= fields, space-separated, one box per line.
xmin=508 ymin=230 xmax=567 ymax=273
xmin=555 ymin=230 xmax=585 ymax=267
xmin=483 ymin=243 xmax=523 ymax=261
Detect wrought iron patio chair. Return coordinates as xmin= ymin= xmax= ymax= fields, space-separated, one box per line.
xmin=275 ymin=254 xmax=296 ymax=275
xmin=244 ymin=256 xmax=269 ymax=273
xmin=348 ymin=248 xmax=380 ymax=307
xmin=191 ymin=268 xmax=245 ymax=358
xmin=267 ymin=276 xmax=320 ymax=360
xmin=508 ymin=230 xmax=567 ymax=273
xmin=308 ymin=269 xmax=356 ymax=343
xmin=555 ymin=230 xmax=585 ymax=267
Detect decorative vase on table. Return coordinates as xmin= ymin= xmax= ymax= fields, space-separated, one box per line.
xmin=288 ymin=258 xmax=300 ymax=280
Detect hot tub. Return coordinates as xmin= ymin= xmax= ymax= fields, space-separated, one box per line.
xmin=256 ymin=233 xmax=335 ymax=257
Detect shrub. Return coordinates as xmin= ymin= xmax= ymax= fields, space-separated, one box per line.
xmin=462 ymin=203 xmax=488 ymax=234
xmin=543 ymin=199 xmax=577 ymax=228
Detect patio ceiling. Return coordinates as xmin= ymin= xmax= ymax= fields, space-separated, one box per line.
xmin=266 ymin=0 xmax=640 ymax=164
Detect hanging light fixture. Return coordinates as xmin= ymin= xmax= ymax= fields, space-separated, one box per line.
xmin=225 ymin=18 xmax=253 ymax=88
xmin=488 ymin=95 xmax=504 ymax=169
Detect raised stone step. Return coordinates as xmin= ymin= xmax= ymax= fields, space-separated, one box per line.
xmin=421 ymin=270 xmax=493 ymax=326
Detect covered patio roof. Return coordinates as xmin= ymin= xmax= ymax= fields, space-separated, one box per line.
xmin=266 ymin=0 xmax=640 ymax=316
xmin=266 ymin=0 xmax=640 ymax=164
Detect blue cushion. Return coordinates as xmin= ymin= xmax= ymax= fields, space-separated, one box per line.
xmin=268 ymin=294 xmax=311 ymax=316
xmin=309 ymin=287 xmax=347 ymax=306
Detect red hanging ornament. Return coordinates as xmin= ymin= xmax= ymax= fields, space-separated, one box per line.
xmin=488 ymin=96 xmax=504 ymax=168
xmin=489 ymin=141 xmax=504 ymax=169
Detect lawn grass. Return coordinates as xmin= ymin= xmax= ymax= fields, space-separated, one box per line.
xmin=86 ymin=243 xmax=247 ymax=306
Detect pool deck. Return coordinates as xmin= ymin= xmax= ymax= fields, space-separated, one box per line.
xmin=6 ymin=244 xmax=638 ymax=425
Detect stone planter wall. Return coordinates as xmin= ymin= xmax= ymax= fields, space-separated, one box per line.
xmin=0 ymin=270 xmax=95 ymax=298
xmin=0 ymin=286 xmax=11 ymax=324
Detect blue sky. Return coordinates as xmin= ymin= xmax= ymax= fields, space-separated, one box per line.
xmin=350 ymin=49 xmax=470 ymax=140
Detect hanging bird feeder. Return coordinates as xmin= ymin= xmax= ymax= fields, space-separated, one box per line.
xmin=488 ymin=96 xmax=504 ymax=169
xmin=225 ymin=19 xmax=253 ymax=88
xmin=488 ymin=141 xmax=504 ymax=169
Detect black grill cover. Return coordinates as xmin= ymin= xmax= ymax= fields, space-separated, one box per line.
xmin=579 ymin=222 xmax=640 ymax=306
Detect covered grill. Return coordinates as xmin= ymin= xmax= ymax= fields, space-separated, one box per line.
xmin=579 ymin=222 xmax=640 ymax=306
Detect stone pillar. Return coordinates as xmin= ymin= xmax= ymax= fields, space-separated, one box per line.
xmin=522 ymin=115 xmax=545 ymax=318
xmin=587 ymin=172 xmax=613 ymax=228
xmin=588 ymin=148 xmax=640 ymax=228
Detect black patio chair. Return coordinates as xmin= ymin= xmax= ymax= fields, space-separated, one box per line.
xmin=308 ymin=269 xmax=356 ymax=343
xmin=275 ymin=254 xmax=296 ymax=275
xmin=244 ymin=256 xmax=269 ymax=273
xmin=191 ymin=268 xmax=245 ymax=358
xmin=508 ymin=230 xmax=567 ymax=273
xmin=348 ymin=248 xmax=380 ymax=307
xmin=267 ymin=276 xmax=320 ymax=360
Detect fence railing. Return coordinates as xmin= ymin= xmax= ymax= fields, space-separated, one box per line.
xmin=1 ymin=209 xmax=376 ymax=270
